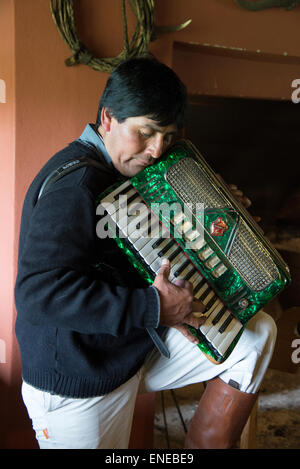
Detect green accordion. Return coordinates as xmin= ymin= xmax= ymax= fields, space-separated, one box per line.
xmin=97 ymin=140 xmax=291 ymax=363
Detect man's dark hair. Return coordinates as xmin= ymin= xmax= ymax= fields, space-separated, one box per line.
xmin=96 ymin=57 xmax=188 ymax=129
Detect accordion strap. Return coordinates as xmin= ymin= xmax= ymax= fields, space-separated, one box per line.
xmin=37 ymin=156 xmax=104 ymax=200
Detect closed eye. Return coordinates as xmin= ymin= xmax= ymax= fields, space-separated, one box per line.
xmin=140 ymin=131 xmax=153 ymax=139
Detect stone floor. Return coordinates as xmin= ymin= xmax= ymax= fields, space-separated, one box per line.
xmin=153 ymin=367 xmax=300 ymax=449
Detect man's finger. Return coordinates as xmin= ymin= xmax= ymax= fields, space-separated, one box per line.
xmin=184 ymin=313 xmax=207 ymax=330
xmin=241 ymin=196 xmax=252 ymax=208
xmin=192 ymin=311 xmax=206 ymax=318
xmin=173 ymin=324 xmax=199 ymax=344
xmin=173 ymin=278 xmax=193 ymax=291
xmin=173 ymin=278 xmax=186 ymax=288
xmin=192 ymin=300 xmax=207 ymax=314
xmin=158 ymin=258 xmax=171 ymax=278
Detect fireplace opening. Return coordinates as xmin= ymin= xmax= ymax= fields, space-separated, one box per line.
xmin=184 ymin=95 xmax=300 ymax=237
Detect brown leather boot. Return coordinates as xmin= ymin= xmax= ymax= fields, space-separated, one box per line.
xmin=184 ymin=377 xmax=258 ymax=449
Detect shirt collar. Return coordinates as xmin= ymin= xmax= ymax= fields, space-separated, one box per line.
xmin=77 ymin=124 xmax=113 ymax=167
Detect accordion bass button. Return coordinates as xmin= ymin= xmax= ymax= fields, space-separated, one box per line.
xmin=189 ymin=236 xmax=206 ymax=251
xmin=183 ymin=229 xmax=199 ymax=243
xmin=198 ymin=246 xmax=213 ymax=260
xmin=171 ymin=211 xmax=185 ymax=225
xmin=211 ymin=264 xmax=228 ymax=278
xmin=205 ymin=255 xmax=220 ymax=269
xmin=176 ymin=220 xmax=193 ymax=235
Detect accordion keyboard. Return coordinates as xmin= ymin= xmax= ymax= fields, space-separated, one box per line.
xmin=99 ymin=181 xmax=244 ymax=361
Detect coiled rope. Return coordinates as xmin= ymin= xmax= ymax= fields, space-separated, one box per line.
xmin=50 ymin=0 xmax=191 ymax=73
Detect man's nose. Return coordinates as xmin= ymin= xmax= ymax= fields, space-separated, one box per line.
xmin=146 ymin=135 xmax=164 ymax=159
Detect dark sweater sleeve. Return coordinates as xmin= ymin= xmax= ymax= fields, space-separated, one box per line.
xmin=15 ymin=185 xmax=160 ymax=335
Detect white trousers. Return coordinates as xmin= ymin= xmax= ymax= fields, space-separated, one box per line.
xmin=21 ymin=310 xmax=276 ymax=449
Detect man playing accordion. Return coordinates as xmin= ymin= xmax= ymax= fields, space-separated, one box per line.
xmin=15 ymin=57 xmax=277 ymax=449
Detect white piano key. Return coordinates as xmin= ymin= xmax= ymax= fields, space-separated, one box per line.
xmin=134 ymin=223 xmax=163 ymax=250
xmin=170 ymin=256 xmax=194 ymax=280
xmin=99 ymin=180 xmax=131 ymax=208
xmin=127 ymin=210 xmax=151 ymax=236
xmin=211 ymin=314 xmax=236 ymax=349
xmin=169 ymin=252 xmax=187 ymax=276
xmin=113 ymin=192 xmax=142 ymax=221
xmin=131 ymin=220 xmax=160 ymax=250
xmin=140 ymin=238 xmax=171 ymax=264
xmin=199 ymin=302 xmax=224 ymax=336
xmin=127 ymin=199 xmax=147 ymax=216
xmin=117 ymin=202 xmax=147 ymax=230
xmin=150 ymin=253 xmax=185 ymax=278
xmin=130 ymin=224 xmax=148 ymax=245
xmin=177 ymin=268 xmax=198 ymax=286
xmin=157 ymin=241 xmax=179 ymax=260
xmin=205 ymin=298 xmax=223 ymax=316
xmin=150 ymin=256 xmax=166 ymax=275
xmin=168 ymin=258 xmax=187 ymax=282
xmin=104 ymin=187 xmax=137 ymax=216
xmin=174 ymin=262 xmax=195 ymax=281
xmin=186 ymin=271 xmax=201 ymax=287
xmin=205 ymin=310 xmax=231 ymax=343
xmin=194 ymin=282 xmax=210 ymax=299
xmin=126 ymin=198 xmax=147 ymax=217
xmin=201 ymin=289 xmax=215 ymax=306
xmin=216 ymin=320 xmax=243 ymax=356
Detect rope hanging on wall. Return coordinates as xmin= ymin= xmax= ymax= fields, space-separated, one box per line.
xmin=50 ymin=0 xmax=192 ymax=73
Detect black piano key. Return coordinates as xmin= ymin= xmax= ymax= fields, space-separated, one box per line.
xmin=127 ymin=192 xmax=140 ymax=205
xmin=157 ymin=240 xmax=174 ymax=257
xmin=199 ymin=286 xmax=212 ymax=302
xmin=183 ymin=267 xmax=197 ymax=281
xmin=168 ymin=246 xmax=182 ymax=262
xmin=174 ymin=259 xmax=190 ymax=277
xmin=205 ymin=294 xmax=218 ymax=310
xmin=147 ymin=220 xmax=159 ymax=236
xmin=113 ymin=183 xmax=132 ymax=199
xmin=212 ymin=305 xmax=227 ymax=325
xmin=218 ymin=315 xmax=234 ymax=333
xmin=193 ymin=278 xmax=206 ymax=295
xmin=136 ymin=212 xmax=151 ymax=230
xmin=152 ymin=236 xmax=166 ymax=249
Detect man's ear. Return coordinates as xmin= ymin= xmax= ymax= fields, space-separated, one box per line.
xmin=101 ymin=107 xmax=112 ymax=132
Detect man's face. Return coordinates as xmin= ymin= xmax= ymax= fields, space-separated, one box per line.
xmin=99 ymin=111 xmax=178 ymax=177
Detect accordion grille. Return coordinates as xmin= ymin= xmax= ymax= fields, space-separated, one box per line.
xmin=165 ymin=158 xmax=278 ymax=291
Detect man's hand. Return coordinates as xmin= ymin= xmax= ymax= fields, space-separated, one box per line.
xmin=227 ymin=183 xmax=261 ymax=223
xmin=153 ymin=259 xmax=207 ymax=344
xmin=216 ymin=174 xmax=261 ymax=223
xmin=227 ymin=183 xmax=252 ymax=209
